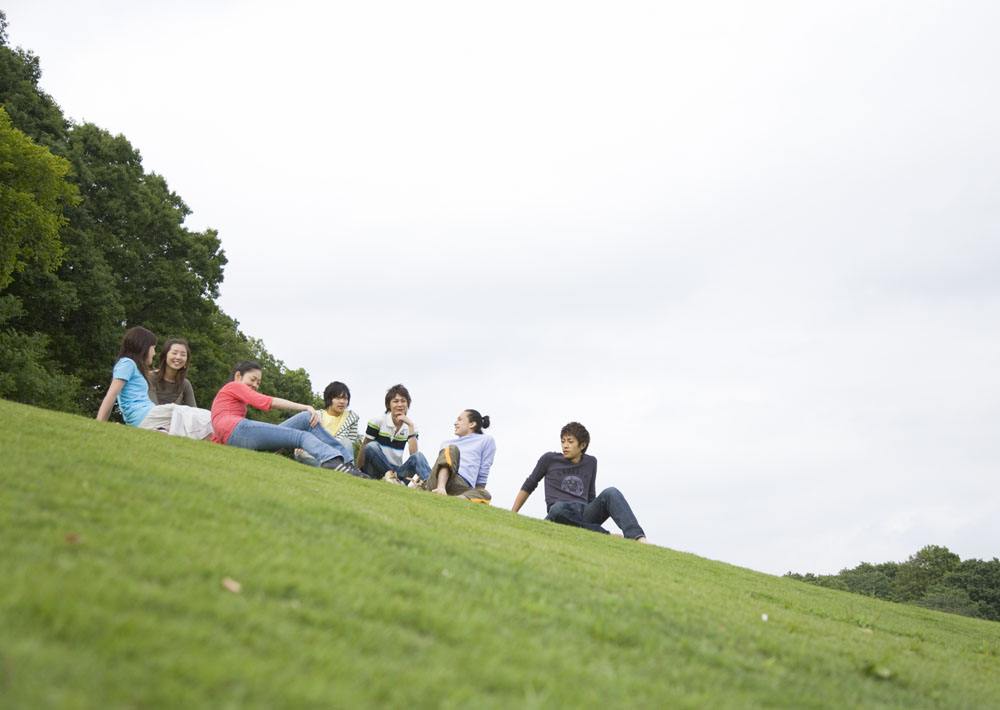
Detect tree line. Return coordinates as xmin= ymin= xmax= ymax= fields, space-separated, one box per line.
xmin=786 ymin=545 xmax=1000 ymax=622
xmin=0 ymin=12 xmax=315 ymax=420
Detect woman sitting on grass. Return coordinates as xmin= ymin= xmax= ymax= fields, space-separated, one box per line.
xmin=291 ymin=381 xmax=361 ymax=466
xmin=95 ymin=326 xmax=212 ymax=439
xmin=210 ymin=361 xmax=366 ymax=476
xmin=422 ymin=409 xmax=495 ymax=502
xmin=147 ymin=338 xmax=197 ymax=406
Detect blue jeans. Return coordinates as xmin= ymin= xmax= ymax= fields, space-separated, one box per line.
xmin=227 ymin=418 xmax=341 ymax=465
xmin=546 ymin=487 xmax=646 ymax=540
xmin=279 ymin=411 xmax=355 ymax=463
xmin=361 ymin=441 xmax=431 ymax=480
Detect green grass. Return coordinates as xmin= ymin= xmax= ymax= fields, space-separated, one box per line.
xmin=1 ymin=399 xmax=998 ymax=708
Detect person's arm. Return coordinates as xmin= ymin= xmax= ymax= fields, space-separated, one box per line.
xmin=343 ymin=412 xmax=359 ymax=443
xmin=96 ymin=379 xmax=126 ymax=422
xmin=357 ymin=418 xmax=379 ymax=469
xmin=476 ymin=437 xmax=496 ymax=488
xmin=400 ymin=415 xmax=419 ymax=454
xmin=270 ymin=397 xmax=320 ymax=426
xmin=513 ymin=453 xmax=550 ymax=512
xmin=182 ymin=379 xmax=197 ymax=407
xmin=588 ymin=457 xmax=597 ymax=503
xmin=511 ymin=488 xmax=531 ymax=513
xmin=432 ymin=466 xmax=450 ymax=495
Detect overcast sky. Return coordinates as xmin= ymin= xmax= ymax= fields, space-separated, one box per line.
xmin=6 ymin=1 xmax=998 ymax=574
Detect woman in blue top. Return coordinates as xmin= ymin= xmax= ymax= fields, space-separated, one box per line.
xmin=423 ymin=409 xmax=495 ymax=502
xmin=95 ymin=326 xmax=212 ymax=439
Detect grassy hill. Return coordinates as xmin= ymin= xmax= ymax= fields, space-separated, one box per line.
xmin=1 ymin=398 xmax=998 ymax=708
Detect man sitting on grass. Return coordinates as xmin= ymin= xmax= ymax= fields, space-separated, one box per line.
xmin=357 ymin=384 xmax=431 ymax=483
xmin=511 ymin=421 xmax=647 ymax=542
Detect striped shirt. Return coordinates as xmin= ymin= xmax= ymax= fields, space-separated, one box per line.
xmin=364 ymin=412 xmax=415 ymax=468
xmin=321 ymin=409 xmax=360 ymax=450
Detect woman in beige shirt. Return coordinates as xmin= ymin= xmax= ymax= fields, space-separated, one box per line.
xmin=147 ymin=338 xmax=197 ymax=406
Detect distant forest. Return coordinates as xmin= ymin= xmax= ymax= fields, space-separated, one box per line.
xmin=786 ymin=545 xmax=1000 ymax=622
xmin=0 ymin=11 xmax=316 ymax=419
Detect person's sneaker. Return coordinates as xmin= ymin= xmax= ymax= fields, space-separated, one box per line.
xmin=384 ymin=470 xmax=406 ymax=486
xmin=407 ymin=475 xmax=423 ymax=489
xmin=321 ymin=457 xmax=371 ymax=479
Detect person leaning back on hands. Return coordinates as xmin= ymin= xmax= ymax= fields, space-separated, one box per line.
xmin=210 ymin=360 xmax=361 ymax=474
xmin=512 ymin=421 xmax=647 ymax=542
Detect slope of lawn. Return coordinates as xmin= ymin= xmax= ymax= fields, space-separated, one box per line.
xmin=1 ymin=398 xmax=998 ymax=708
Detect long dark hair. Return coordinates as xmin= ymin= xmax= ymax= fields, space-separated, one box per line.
xmin=117 ymin=326 xmax=158 ymax=375
xmin=465 ymin=409 xmax=490 ymax=433
xmin=155 ymin=338 xmax=190 ymax=385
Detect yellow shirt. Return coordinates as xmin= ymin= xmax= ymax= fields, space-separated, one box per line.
xmin=320 ymin=410 xmax=347 ymax=438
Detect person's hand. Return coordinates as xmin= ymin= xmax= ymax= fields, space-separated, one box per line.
xmin=398 ymin=415 xmax=415 ymax=430
xmin=432 ymin=487 xmax=448 ymax=496
xmin=306 ymin=406 xmax=320 ymax=426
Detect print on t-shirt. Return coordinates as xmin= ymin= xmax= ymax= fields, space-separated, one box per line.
xmin=560 ymin=475 xmax=585 ymax=497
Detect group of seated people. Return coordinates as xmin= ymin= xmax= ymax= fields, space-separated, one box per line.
xmin=96 ymin=326 xmax=647 ymax=542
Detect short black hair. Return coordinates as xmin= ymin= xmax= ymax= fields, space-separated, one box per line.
xmin=323 ymin=381 xmax=351 ymax=408
xmin=384 ymin=384 xmax=411 ymax=412
xmin=560 ymin=421 xmax=590 ymax=452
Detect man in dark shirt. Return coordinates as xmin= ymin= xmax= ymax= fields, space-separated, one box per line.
xmin=512 ymin=422 xmax=647 ymax=542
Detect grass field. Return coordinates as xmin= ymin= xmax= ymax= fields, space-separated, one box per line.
xmin=1 ymin=398 xmax=998 ymax=708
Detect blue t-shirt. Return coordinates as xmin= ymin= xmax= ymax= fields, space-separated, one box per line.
xmin=112 ymin=357 xmax=154 ymax=426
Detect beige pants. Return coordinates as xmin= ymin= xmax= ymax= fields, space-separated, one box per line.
xmin=426 ymin=446 xmax=492 ymax=502
xmin=139 ymin=404 xmax=213 ymax=440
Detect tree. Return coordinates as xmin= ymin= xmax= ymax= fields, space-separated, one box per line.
xmin=0 ymin=13 xmax=318 ymax=414
xmin=892 ymin=545 xmax=961 ymax=603
xmin=0 ymin=106 xmax=77 ymax=289
xmin=915 ymin=584 xmax=987 ymax=619
xmin=0 ymin=294 xmax=80 ymax=411
xmin=944 ymin=558 xmax=1000 ymax=622
xmin=839 ymin=563 xmax=893 ymax=600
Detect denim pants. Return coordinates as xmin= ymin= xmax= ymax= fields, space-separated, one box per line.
xmin=279 ymin=411 xmax=355 ymax=462
xmin=227 ymin=418 xmax=341 ymax=465
xmin=361 ymin=441 xmax=431 ymax=480
xmin=546 ymin=487 xmax=646 ymax=540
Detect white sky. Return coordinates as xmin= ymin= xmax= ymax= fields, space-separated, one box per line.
xmin=6 ymin=1 xmax=998 ymax=575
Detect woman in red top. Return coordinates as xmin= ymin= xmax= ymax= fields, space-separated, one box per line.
xmin=210 ymin=361 xmax=366 ymax=476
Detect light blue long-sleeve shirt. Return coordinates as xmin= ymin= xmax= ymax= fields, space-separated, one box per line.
xmin=440 ymin=433 xmax=496 ymax=488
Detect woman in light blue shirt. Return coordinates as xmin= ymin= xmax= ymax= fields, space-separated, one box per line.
xmin=95 ymin=326 xmax=212 ymax=439
xmin=424 ymin=409 xmax=495 ymax=502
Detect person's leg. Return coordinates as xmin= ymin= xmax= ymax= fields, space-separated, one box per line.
xmin=546 ymin=501 xmax=609 ymax=534
xmin=227 ymin=419 xmax=341 ymax=465
xmin=361 ymin=442 xmax=392 ymax=479
xmin=397 ymin=451 xmax=431 ymax=481
xmin=581 ymin=487 xmax=646 ymax=540
xmin=280 ymin=412 xmax=354 ymax=462
xmin=137 ymin=404 xmax=175 ymax=432
xmin=444 ymin=471 xmax=473 ymax=497
xmin=168 ymin=405 xmax=213 ymax=440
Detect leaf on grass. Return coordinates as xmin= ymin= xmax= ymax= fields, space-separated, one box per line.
xmin=222 ymin=577 xmax=242 ymax=593
xmin=65 ymin=532 xmax=81 ymax=545
xmin=863 ymin=662 xmax=893 ymax=680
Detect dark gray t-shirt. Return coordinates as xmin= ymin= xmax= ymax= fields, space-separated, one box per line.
xmin=521 ymin=452 xmax=597 ymax=509
xmin=146 ymin=373 xmax=196 ymax=407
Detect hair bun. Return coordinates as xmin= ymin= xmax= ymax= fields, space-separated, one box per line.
xmin=481 ymin=415 xmax=491 ymax=429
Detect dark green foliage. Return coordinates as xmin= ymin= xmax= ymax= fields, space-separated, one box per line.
xmin=0 ymin=295 xmax=80 ymax=411
xmin=787 ymin=546 xmax=999 ymax=622
xmin=0 ymin=15 xmax=316 ymax=413
xmin=0 ymin=106 xmax=77 ymax=289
